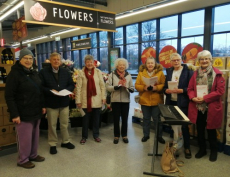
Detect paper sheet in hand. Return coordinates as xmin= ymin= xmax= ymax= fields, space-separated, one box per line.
xmin=168 ymin=81 xmax=178 ymax=89
xmin=142 ymin=76 xmax=158 ymax=86
xmin=51 ymin=89 xmax=72 ymax=96
xmin=79 ymin=108 xmax=85 ymax=116
xmin=196 ymin=85 xmax=208 ymax=97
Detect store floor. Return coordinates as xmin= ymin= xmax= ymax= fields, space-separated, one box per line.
xmin=0 ymin=94 xmax=230 ymax=177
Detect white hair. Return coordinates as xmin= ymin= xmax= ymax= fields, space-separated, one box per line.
xmin=114 ymin=58 xmax=129 ymax=69
xmin=170 ymin=53 xmax=181 ymax=60
xmin=197 ymin=50 xmax=212 ymax=61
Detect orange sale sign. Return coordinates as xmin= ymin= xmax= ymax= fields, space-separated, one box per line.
xmin=159 ymin=45 xmax=177 ymax=68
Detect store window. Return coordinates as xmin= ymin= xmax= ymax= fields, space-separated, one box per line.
xmin=142 ymin=20 xmax=156 ymax=42
xmin=90 ymin=48 xmax=97 ymax=60
xmin=160 ymin=15 xmax=178 ymax=39
xmin=99 ymin=31 xmax=108 ymax=47
xmin=212 ymin=33 xmax=230 ymax=57
xmin=181 ymin=36 xmax=203 ymax=51
xmin=159 ymin=39 xmax=177 ymax=52
xmin=51 ymin=41 xmax=57 ymax=53
xmin=182 ymin=10 xmax=204 ymax=36
xmin=90 ymin=33 xmax=97 ymax=48
xmin=126 ymin=44 xmax=138 ymax=74
xmin=100 ymin=48 xmax=108 ymax=72
xmin=80 ymin=35 xmax=87 ymax=39
xmin=214 ymin=4 xmax=230 ymax=33
xmin=65 ymin=38 xmax=71 ymax=51
xmin=73 ymin=50 xmax=80 ymax=68
xmin=114 ymin=27 xmax=123 ymax=45
xmin=126 ymin=24 xmax=138 ymax=43
xmin=72 ymin=36 xmax=78 ymax=41
xmin=81 ymin=49 xmax=88 ymax=66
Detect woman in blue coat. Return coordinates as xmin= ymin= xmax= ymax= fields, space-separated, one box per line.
xmin=163 ymin=53 xmax=194 ymax=159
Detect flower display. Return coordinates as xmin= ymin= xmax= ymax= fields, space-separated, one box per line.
xmin=62 ymin=59 xmax=74 ymax=67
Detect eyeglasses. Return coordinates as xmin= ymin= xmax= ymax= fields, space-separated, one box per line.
xmin=199 ymin=58 xmax=209 ymax=62
xmin=22 ymin=57 xmax=33 ymax=61
xmin=171 ymin=59 xmax=181 ymax=62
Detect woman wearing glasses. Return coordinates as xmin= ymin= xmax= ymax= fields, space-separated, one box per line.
xmin=5 ymin=48 xmax=46 ymax=169
xmin=187 ymin=50 xmax=225 ymax=162
xmin=163 ymin=53 xmax=194 ymax=159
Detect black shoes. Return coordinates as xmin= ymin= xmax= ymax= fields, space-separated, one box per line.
xmin=209 ymin=151 xmax=217 ymax=162
xmin=61 ymin=142 xmax=75 ymax=149
xmin=195 ymin=149 xmax=207 ymax=159
xmin=184 ymin=149 xmax=192 ymax=159
xmin=141 ymin=136 xmax=150 ymax=142
xmin=158 ymin=137 xmax=165 ymax=144
xmin=50 ymin=146 xmax=57 ymax=155
xmin=123 ymin=138 xmax=129 ymax=143
xmin=113 ymin=138 xmax=119 ymax=144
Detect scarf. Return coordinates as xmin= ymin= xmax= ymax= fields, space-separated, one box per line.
xmin=84 ymin=67 xmax=97 ymax=112
xmin=196 ymin=64 xmax=213 ymax=114
xmin=116 ymin=69 xmax=126 ymax=86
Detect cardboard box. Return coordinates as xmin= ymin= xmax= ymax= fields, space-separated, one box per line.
xmin=9 ymin=133 xmax=16 ymax=144
xmin=0 ymin=115 xmax=3 ymax=126
xmin=0 ymin=125 xmax=10 ymax=135
xmin=134 ymin=107 xmax=143 ymax=119
xmin=213 ymin=57 xmax=226 ymax=70
xmin=226 ymin=118 xmax=230 ymax=132
xmin=3 ymin=106 xmax=9 ymax=116
xmin=3 ymin=115 xmax=13 ymax=125
xmin=9 ymin=125 xmax=16 ymax=134
xmin=217 ymin=128 xmax=225 ymax=143
xmin=0 ymin=134 xmax=11 ymax=146
xmin=226 ymin=57 xmax=230 ymax=70
xmin=226 ymin=131 xmax=230 ymax=146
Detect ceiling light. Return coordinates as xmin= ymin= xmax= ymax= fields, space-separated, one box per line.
xmin=0 ymin=1 xmax=24 ymax=21
xmin=116 ymin=0 xmax=187 ymax=20
xmin=22 ymin=36 xmax=48 ymax=44
xmin=50 ymin=28 xmax=80 ymax=37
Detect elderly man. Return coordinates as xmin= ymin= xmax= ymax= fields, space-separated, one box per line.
xmin=39 ymin=52 xmax=75 ymax=154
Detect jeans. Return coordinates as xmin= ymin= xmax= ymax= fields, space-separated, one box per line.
xmin=141 ymin=105 xmax=163 ymax=138
xmin=82 ymin=108 xmax=100 ymax=139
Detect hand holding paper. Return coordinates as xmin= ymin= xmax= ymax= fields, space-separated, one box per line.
xmin=142 ymin=76 xmax=158 ymax=86
xmin=51 ymin=89 xmax=72 ymax=96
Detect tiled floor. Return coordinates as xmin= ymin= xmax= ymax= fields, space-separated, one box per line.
xmin=0 ymin=94 xmax=230 ymax=177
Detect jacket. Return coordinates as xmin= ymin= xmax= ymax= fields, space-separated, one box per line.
xmin=5 ymin=61 xmax=44 ymax=122
xmin=106 ymin=70 xmax=134 ymax=103
xmin=39 ymin=65 xmax=75 ymax=108
xmin=75 ymin=67 xmax=106 ymax=108
xmin=163 ymin=64 xmax=194 ymax=115
xmin=135 ymin=64 xmax=165 ymax=106
xmin=187 ymin=67 xmax=225 ymax=129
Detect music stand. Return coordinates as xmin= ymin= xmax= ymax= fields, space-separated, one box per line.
xmin=143 ymin=104 xmax=191 ymax=176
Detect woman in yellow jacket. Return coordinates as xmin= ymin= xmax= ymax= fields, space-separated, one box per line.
xmin=135 ymin=57 xmax=165 ymax=143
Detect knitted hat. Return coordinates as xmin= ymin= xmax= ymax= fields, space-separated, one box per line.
xmin=19 ymin=48 xmax=34 ymax=60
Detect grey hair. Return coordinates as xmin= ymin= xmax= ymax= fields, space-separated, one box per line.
xmin=197 ymin=50 xmax=212 ymax=61
xmin=114 ymin=58 xmax=129 ymax=69
xmin=84 ymin=54 xmax=94 ymax=63
xmin=50 ymin=52 xmax=61 ymax=60
xmin=170 ymin=53 xmax=182 ymax=60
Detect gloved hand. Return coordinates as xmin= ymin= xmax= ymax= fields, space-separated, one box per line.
xmin=114 ymin=86 xmax=121 ymax=90
xmin=128 ymin=88 xmax=134 ymax=93
xmin=147 ymin=86 xmax=153 ymax=91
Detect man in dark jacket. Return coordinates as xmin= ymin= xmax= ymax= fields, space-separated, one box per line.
xmin=39 ymin=52 xmax=75 ymax=154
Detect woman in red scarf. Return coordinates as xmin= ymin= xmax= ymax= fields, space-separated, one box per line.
xmin=76 ymin=55 xmax=106 ymax=145
xmin=106 ymin=58 xmax=134 ymax=144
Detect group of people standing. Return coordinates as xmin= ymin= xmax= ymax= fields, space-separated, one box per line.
xmin=5 ymin=48 xmax=224 ymax=169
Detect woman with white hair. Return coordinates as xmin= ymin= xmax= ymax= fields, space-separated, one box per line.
xmin=106 ymin=58 xmax=134 ymax=144
xmin=187 ymin=50 xmax=225 ymax=162
xmin=164 ymin=53 xmax=194 ymax=159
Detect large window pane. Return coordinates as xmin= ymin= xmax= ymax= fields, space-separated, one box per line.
xmin=127 ymin=24 xmax=138 ymax=43
xmin=57 ymin=40 xmax=63 ymax=53
xmin=114 ymin=27 xmax=123 ymax=45
xmin=100 ymin=48 xmax=108 ymax=72
xmin=37 ymin=44 xmax=41 ymax=54
xmin=181 ymin=36 xmax=203 ymax=52
xmin=214 ymin=4 xmax=230 ymax=33
xmin=115 ymin=46 xmax=123 ymax=58
xmin=142 ymin=42 xmax=156 ymax=51
xmin=142 ymin=20 xmax=156 ymax=42
xmin=159 ymin=39 xmax=177 ymax=53
xmin=99 ymin=31 xmax=108 ymax=47
xmin=160 ymin=15 xmax=178 ymax=39
xmin=213 ymin=33 xmax=230 ymax=56
xmin=127 ymin=44 xmax=138 ymax=74
xmin=80 ymin=35 xmax=87 ymax=39
xmin=90 ymin=49 xmax=97 ymax=60
xmin=73 ymin=36 xmax=78 ymax=41
xmin=65 ymin=38 xmax=71 ymax=51
xmin=66 ymin=51 xmax=71 ymax=60
xmin=73 ymin=50 xmax=80 ymax=69
xmin=182 ymin=10 xmax=204 ymax=36
xmin=81 ymin=50 xmax=88 ymax=66
xmin=51 ymin=41 xmax=57 ymax=52
xmin=90 ymin=33 xmax=97 ymax=48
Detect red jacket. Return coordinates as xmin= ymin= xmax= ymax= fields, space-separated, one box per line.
xmin=187 ymin=67 xmax=225 ymax=129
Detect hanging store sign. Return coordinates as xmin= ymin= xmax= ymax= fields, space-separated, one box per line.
xmin=23 ymin=0 xmax=116 ymax=32
xmin=71 ymin=38 xmax=91 ymax=50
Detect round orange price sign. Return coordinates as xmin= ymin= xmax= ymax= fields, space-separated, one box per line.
xmin=159 ymin=45 xmax=177 ymax=68
xmin=141 ymin=47 xmax=156 ymax=64
xmin=182 ymin=43 xmax=203 ymax=65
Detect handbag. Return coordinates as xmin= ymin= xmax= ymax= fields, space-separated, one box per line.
xmin=161 ymin=142 xmax=184 ymax=177
xmin=106 ymin=72 xmax=113 ymax=104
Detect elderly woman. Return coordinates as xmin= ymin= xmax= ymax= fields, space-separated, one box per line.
xmin=5 ymin=48 xmax=46 ymax=169
xmin=76 ymin=55 xmax=106 ymax=144
xmin=135 ymin=57 xmax=165 ymax=144
xmin=188 ymin=50 xmax=225 ymax=162
xmin=106 ymin=58 xmax=134 ymax=144
xmin=163 ymin=53 xmax=194 ymax=159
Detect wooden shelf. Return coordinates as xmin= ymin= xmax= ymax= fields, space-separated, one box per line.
xmin=0 ymin=84 xmax=5 ymax=87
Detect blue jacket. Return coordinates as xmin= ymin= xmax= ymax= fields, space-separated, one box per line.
xmin=39 ymin=66 xmax=74 ymax=108
xmin=163 ymin=64 xmax=194 ymax=115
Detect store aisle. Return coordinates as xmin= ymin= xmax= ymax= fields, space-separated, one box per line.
xmin=0 ymin=93 xmax=230 ymax=177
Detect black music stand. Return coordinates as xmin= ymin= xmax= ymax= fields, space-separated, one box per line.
xmin=143 ymin=104 xmax=190 ymax=177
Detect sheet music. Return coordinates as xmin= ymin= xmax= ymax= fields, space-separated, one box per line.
xmin=196 ymin=85 xmax=208 ymax=97
xmin=142 ymin=76 xmax=158 ymax=86
xmin=51 ymin=89 xmax=72 ymax=96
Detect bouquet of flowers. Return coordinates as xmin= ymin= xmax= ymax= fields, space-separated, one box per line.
xmin=62 ymin=59 xmax=74 ymax=70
